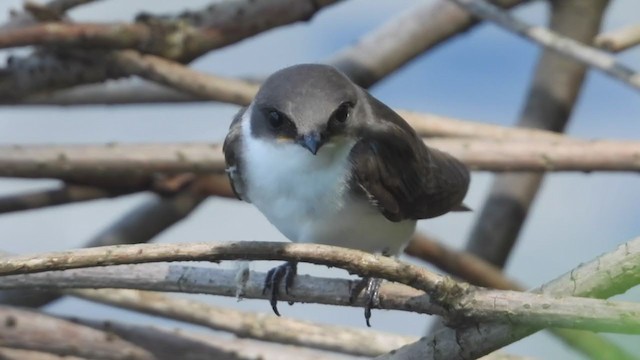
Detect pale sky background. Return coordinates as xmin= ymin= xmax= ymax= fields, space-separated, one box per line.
xmin=1 ymin=0 xmax=640 ymax=358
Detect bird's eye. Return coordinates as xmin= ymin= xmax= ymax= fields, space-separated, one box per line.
xmin=330 ymin=102 xmax=353 ymax=124
xmin=268 ymin=110 xmax=286 ymax=129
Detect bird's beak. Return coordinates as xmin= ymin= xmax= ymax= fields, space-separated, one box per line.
xmin=298 ymin=132 xmax=323 ymax=155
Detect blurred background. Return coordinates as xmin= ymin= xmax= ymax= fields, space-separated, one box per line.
xmin=1 ymin=0 xmax=639 ymax=358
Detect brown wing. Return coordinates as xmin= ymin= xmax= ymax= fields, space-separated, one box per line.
xmin=349 ymin=95 xmax=470 ymax=222
xmin=222 ymin=107 xmax=249 ymax=201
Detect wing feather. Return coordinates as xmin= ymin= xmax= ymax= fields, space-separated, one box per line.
xmin=349 ymin=94 xmax=470 ymax=222
xmin=222 ymin=107 xmax=248 ymax=201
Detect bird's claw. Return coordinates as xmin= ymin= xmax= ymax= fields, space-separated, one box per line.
xmin=263 ymin=261 xmax=297 ymax=316
xmin=349 ymin=277 xmax=382 ymax=327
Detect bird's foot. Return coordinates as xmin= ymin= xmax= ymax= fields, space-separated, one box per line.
xmin=263 ymin=261 xmax=297 ymax=316
xmin=349 ymin=276 xmax=383 ymax=327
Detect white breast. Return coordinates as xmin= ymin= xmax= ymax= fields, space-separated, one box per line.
xmin=241 ymin=108 xmax=415 ymax=254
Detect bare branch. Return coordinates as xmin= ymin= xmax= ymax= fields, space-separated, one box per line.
xmin=406 ymin=234 xmax=520 ymax=290
xmin=0 ymin=242 xmax=449 ymax=289
xmin=0 ymin=23 xmax=152 ymax=51
xmin=1 ymin=0 xmax=100 ymax=31
xmin=0 ymin=184 xmax=132 ymax=214
xmin=0 ymin=189 xmax=206 ymax=307
xmin=0 ymin=305 xmax=155 ymax=359
xmin=447 ymin=0 xmax=640 ymax=91
xmin=0 ymin=0 xmax=340 ymax=100
xmin=0 ymin=347 xmax=87 ymax=360
xmin=405 ymin=234 xmax=637 ymax=360
xmin=40 ymin=0 xmax=101 ymax=14
xmin=398 ymin=111 xmax=568 ymax=141
xmin=14 ymin=79 xmax=194 ymax=105
xmin=3 ymin=0 xmax=529 ymax=104
xmin=595 ymin=24 xmax=640 ymax=53
xmin=111 ymin=50 xmax=257 ymax=105
xmin=71 ymin=288 xmax=415 ymax=357
xmin=79 ymin=318 xmax=536 ymax=360
xmin=1 ymin=241 xmax=639 ymax=333
xmin=326 ymin=0 xmax=528 ymax=87
xmin=0 ymin=263 xmax=442 ymax=317
xmin=3 ymin=55 xmax=576 ymax=144
xmin=77 ymin=319 xmax=395 ymax=360
xmin=86 ymin=193 xmax=207 ymax=248
xmin=0 ymin=306 xmax=249 ymax=360
xmin=0 ymin=1 xmax=342 ymax=62
xmin=378 ymin=236 xmax=640 ymax=358
xmin=1 ymin=140 xmax=639 ymax=189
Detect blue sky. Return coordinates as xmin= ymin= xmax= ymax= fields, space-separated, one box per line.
xmin=1 ymin=0 xmax=639 ymax=358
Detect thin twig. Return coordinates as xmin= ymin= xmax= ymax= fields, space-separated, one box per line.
xmin=1 ymin=241 xmax=639 ymax=333
xmin=595 ymin=24 xmax=640 ymax=53
xmin=447 ymin=0 xmax=640 ymax=91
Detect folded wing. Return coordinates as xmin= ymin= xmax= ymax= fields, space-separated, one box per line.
xmin=349 ymin=95 xmax=470 ymax=222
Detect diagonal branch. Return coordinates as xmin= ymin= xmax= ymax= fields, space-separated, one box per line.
xmin=0 ymin=184 xmax=133 ymax=214
xmin=110 ymin=50 xmax=258 ymax=105
xmin=0 ymin=305 xmax=155 ymax=359
xmin=326 ymin=0 xmax=529 ymax=87
xmin=447 ymin=0 xmax=640 ymax=91
xmin=1 ymin=0 xmax=101 ymax=31
xmin=406 ymin=234 xmax=520 ymax=290
xmin=378 ymin=236 xmax=640 ymax=358
xmin=405 ymin=234 xmax=636 ymax=360
xmin=595 ymin=24 xmax=640 ymax=53
xmin=0 ymin=188 xmax=206 ymax=307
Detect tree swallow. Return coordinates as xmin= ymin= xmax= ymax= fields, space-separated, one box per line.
xmin=223 ymin=64 xmax=470 ymax=325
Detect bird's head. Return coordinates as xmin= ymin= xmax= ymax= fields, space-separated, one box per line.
xmin=250 ymin=64 xmax=362 ymax=155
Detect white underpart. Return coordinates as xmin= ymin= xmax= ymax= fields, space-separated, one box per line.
xmin=241 ymin=107 xmax=415 ymax=254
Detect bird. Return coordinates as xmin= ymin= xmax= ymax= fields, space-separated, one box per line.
xmin=223 ymin=64 xmax=470 ymax=326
